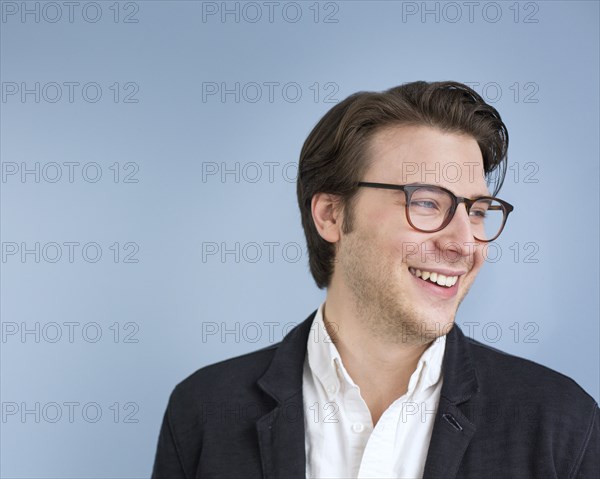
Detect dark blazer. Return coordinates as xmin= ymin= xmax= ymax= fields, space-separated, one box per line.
xmin=152 ymin=311 xmax=599 ymax=478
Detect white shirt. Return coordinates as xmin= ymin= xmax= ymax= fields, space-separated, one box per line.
xmin=303 ymin=303 xmax=446 ymax=479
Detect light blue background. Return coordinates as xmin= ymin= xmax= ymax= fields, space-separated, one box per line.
xmin=1 ymin=1 xmax=598 ymax=477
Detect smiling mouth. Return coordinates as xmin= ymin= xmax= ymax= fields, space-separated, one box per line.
xmin=408 ymin=267 xmax=462 ymax=288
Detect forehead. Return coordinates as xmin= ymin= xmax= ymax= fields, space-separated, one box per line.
xmin=365 ymin=125 xmax=489 ymax=196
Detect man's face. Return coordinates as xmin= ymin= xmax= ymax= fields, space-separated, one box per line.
xmin=332 ymin=124 xmax=489 ymax=345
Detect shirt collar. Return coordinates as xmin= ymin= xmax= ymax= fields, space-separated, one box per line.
xmin=306 ymin=302 xmax=446 ymax=402
xmin=307 ymin=303 xmax=343 ymax=401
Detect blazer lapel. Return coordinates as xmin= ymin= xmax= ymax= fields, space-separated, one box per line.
xmin=255 ymin=311 xmax=317 ymax=479
xmin=423 ymin=323 xmax=480 ymax=479
xmin=254 ymin=313 xmax=480 ymax=479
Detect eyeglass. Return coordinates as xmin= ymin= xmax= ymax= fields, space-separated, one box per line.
xmin=357 ymin=182 xmax=514 ymax=242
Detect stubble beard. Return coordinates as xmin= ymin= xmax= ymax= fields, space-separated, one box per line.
xmin=338 ymin=228 xmax=458 ymax=346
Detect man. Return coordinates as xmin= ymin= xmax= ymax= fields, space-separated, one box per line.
xmin=152 ymin=81 xmax=599 ymax=478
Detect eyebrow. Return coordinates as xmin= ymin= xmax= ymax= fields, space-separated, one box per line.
xmin=404 ymin=182 xmax=492 ymax=198
xmin=460 ymin=192 xmax=494 ymax=199
xmin=472 ymin=191 xmax=493 ymax=198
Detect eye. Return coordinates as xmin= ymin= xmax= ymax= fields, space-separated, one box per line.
xmin=470 ymin=199 xmax=493 ymax=220
xmin=469 ymin=208 xmax=487 ymax=218
xmin=412 ymin=200 xmax=440 ymax=210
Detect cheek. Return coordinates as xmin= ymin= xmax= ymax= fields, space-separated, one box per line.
xmin=460 ymin=248 xmax=485 ymax=290
xmin=395 ymin=234 xmax=428 ymax=267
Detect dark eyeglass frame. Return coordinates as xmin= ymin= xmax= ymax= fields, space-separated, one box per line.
xmin=357 ymin=181 xmax=514 ymax=242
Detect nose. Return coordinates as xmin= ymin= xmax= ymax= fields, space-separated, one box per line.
xmin=435 ymin=204 xmax=477 ymax=257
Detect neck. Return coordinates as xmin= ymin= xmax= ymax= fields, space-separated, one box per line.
xmin=323 ymin=285 xmax=435 ymax=424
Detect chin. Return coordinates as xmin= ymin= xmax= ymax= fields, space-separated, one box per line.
xmin=422 ymin=311 xmax=456 ymax=338
xmin=397 ymin=315 xmax=453 ymax=344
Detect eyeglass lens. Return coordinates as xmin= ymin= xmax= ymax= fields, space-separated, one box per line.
xmin=408 ymin=186 xmax=506 ymax=241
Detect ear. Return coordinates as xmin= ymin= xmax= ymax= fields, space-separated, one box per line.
xmin=311 ymin=193 xmax=344 ymax=243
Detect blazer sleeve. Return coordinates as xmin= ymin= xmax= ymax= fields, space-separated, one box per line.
xmin=573 ymin=403 xmax=600 ymax=479
xmin=151 ymin=399 xmax=188 ymax=479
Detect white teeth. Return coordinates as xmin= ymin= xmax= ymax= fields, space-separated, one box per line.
xmin=409 ymin=267 xmax=459 ymax=288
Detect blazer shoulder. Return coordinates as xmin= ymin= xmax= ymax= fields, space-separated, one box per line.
xmin=464 ymin=335 xmax=598 ymax=407
xmin=169 ymin=342 xmax=280 ymax=404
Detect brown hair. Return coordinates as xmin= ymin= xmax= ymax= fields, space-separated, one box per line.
xmin=296 ymin=81 xmax=509 ymax=289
